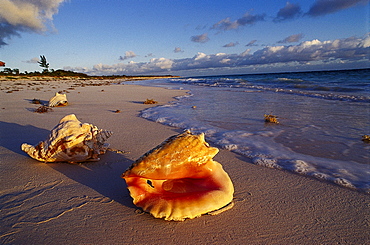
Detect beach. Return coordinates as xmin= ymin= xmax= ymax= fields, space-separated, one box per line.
xmin=1 ymin=79 xmax=369 ymax=244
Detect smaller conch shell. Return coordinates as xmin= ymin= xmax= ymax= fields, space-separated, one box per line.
xmin=122 ymin=130 xmax=234 ymax=221
xmin=49 ymin=92 xmax=68 ymax=107
xmin=21 ymin=114 xmax=113 ymax=163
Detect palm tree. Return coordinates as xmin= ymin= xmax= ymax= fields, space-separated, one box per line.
xmin=3 ymin=68 xmax=12 ymax=74
xmin=38 ymin=55 xmax=50 ymax=73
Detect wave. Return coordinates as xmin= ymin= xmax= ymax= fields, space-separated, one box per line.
xmin=136 ymin=71 xmax=370 ymax=193
xmin=140 ymin=103 xmax=370 ymax=194
xmin=254 ymin=86 xmax=370 ymax=102
xmin=169 ymin=78 xmax=370 ymax=103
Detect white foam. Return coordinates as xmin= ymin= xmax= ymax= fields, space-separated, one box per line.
xmin=138 ymin=80 xmax=370 ymax=194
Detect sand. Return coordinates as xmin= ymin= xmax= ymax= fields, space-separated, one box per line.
xmin=0 ymin=79 xmax=369 ymax=244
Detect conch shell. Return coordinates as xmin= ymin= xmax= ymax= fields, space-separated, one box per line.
xmin=21 ymin=114 xmax=113 ymax=163
xmin=48 ymin=92 xmax=68 ymax=107
xmin=122 ymin=130 xmax=234 ymax=221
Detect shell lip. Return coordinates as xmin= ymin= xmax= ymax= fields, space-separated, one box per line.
xmin=122 ymin=130 xmax=234 ymax=221
xmin=123 ymin=160 xmax=234 ymax=221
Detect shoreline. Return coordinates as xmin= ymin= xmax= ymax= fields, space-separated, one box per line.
xmin=1 ymin=79 xmax=369 ymax=244
xmin=0 ymin=75 xmax=179 ymax=94
xmin=0 ymin=74 xmax=179 ymax=81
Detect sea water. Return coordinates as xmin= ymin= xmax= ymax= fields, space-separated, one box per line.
xmin=135 ymin=69 xmax=370 ymax=193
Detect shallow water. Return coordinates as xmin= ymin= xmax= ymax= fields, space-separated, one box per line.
xmin=135 ymin=69 xmax=370 ymax=193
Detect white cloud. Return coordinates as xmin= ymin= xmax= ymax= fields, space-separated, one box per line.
xmin=70 ymin=35 xmax=370 ymax=75
xmin=174 ymin=47 xmax=184 ymax=53
xmin=212 ymin=18 xmax=238 ymax=31
xmin=23 ymin=57 xmax=39 ymax=64
xmin=240 ymin=49 xmax=251 ymax=57
xmin=191 ymin=33 xmax=210 ymax=43
xmin=0 ymin=1 xmax=42 ymax=30
xmin=246 ymin=40 xmax=258 ymax=46
xmin=119 ymin=51 xmax=137 ymax=60
xmin=194 ymin=52 xmax=208 ymax=60
xmin=212 ymin=11 xmax=265 ymax=31
xmin=148 ymin=57 xmax=174 ymax=70
xmin=306 ymin=0 xmax=370 ymax=17
xmin=220 ymin=58 xmax=231 ymax=64
xmin=0 ymin=0 xmax=66 ymax=46
xmin=223 ymin=42 xmax=239 ymax=47
xmin=278 ymin=33 xmax=304 ymax=43
xmin=267 ymin=46 xmax=285 ymax=53
xmin=274 ymin=2 xmax=302 ymax=22
xmin=361 ymin=35 xmax=370 ymax=48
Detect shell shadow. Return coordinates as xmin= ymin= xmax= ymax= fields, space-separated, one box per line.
xmin=130 ymin=101 xmax=146 ymax=104
xmin=49 ymin=153 xmax=136 ymax=208
xmin=0 ymin=121 xmax=50 ymax=155
xmin=0 ymin=121 xmax=135 ymax=208
xmin=24 ymin=98 xmax=49 ymax=105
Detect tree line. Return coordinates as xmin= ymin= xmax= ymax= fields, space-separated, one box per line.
xmin=0 ymin=55 xmax=88 ymax=77
xmin=1 ymin=55 xmax=177 ymax=79
xmin=0 ymin=68 xmax=89 ymax=77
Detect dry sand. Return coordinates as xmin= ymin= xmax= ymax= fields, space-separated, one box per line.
xmin=0 ymin=79 xmax=369 ymax=244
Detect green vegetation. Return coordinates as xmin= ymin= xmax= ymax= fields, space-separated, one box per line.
xmin=0 ymin=68 xmax=89 ymax=77
xmin=1 ymin=54 xmax=179 ymax=80
xmin=38 ymin=55 xmax=50 ymax=73
xmin=0 ymin=68 xmax=177 ymax=80
xmin=0 ymin=55 xmax=88 ymax=77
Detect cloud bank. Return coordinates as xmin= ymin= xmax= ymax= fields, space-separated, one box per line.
xmin=0 ymin=0 xmax=66 ymax=46
xmin=69 ymin=35 xmax=370 ymax=75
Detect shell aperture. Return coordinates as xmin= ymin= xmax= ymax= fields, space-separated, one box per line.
xmin=122 ymin=130 xmax=234 ymax=221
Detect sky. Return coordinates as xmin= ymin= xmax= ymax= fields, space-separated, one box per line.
xmin=0 ymin=0 xmax=369 ymax=76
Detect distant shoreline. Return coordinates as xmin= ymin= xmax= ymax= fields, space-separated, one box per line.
xmin=189 ymin=67 xmax=370 ymax=79
xmin=0 ymin=74 xmax=180 ymax=82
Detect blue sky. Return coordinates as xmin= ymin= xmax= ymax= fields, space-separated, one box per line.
xmin=1 ymin=0 xmax=369 ymax=76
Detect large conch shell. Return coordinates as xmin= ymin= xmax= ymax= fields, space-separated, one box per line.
xmin=48 ymin=92 xmax=68 ymax=107
xmin=21 ymin=114 xmax=113 ymax=163
xmin=122 ymin=130 xmax=234 ymax=221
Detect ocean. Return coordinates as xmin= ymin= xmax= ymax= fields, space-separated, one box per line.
xmin=134 ymin=69 xmax=370 ymax=193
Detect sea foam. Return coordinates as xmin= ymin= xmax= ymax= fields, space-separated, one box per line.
xmin=138 ymin=71 xmax=370 ymax=193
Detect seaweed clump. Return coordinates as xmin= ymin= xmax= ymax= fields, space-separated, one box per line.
xmin=35 ymin=105 xmax=53 ymax=113
xmin=264 ymin=114 xmax=279 ymax=124
xmin=362 ymin=135 xmax=370 ymax=143
xmin=143 ymin=98 xmax=158 ymax=104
